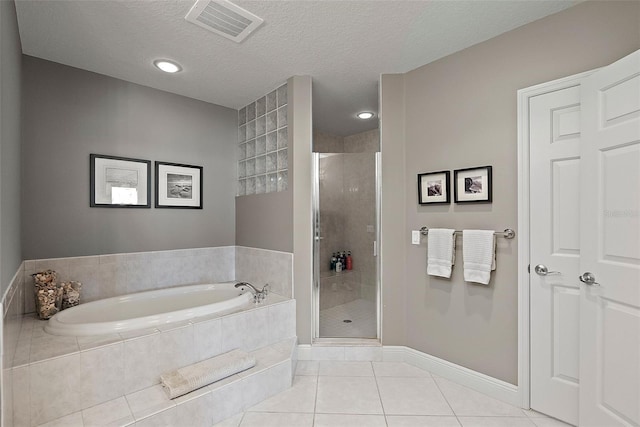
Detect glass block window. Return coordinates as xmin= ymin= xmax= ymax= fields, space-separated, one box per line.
xmin=237 ymin=83 xmax=288 ymax=196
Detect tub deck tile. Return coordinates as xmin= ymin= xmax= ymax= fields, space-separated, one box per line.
xmin=81 ymin=396 xmax=134 ymax=427
xmin=193 ymin=317 xmax=223 ymax=361
xmin=156 ymin=319 xmax=193 ymax=332
xmin=271 ymin=337 xmax=298 ymax=357
xmin=205 ymin=374 xmax=240 ymax=393
xmin=29 ymin=335 xmax=79 ymax=363
xmin=118 ymin=327 xmax=160 ymax=342
xmin=79 ymin=342 xmax=125 ymax=410
xmin=175 ymin=390 xmax=213 ymax=426
xmin=238 ymin=346 xmax=289 ymax=379
xmin=12 ymin=340 xmax=31 ymax=367
xmin=125 ymin=384 xmax=176 ymax=421
xmin=36 ymin=411 xmax=84 ymax=427
xmin=77 ymin=334 xmax=122 ymax=352
xmin=173 ymin=382 xmax=211 ymax=404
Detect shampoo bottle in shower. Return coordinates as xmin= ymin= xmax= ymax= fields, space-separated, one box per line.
xmin=336 ymin=258 xmax=343 ymax=273
xmin=331 ymin=253 xmax=337 ymax=270
xmin=346 ymin=251 xmax=352 ymax=270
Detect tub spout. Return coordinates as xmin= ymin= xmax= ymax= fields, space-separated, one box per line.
xmin=235 ymin=282 xmax=269 ymax=303
xmin=235 ymin=282 xmax=270 ymax=303
xmin=235 ymin=282 xmax=260 ymax=294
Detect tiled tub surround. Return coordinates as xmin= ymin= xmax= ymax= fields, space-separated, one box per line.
xmin=6 ymin=296 xmax=296 ymax=426
xmin=2 ymin=265 xmax=26 ymax=427
xmin=22 ymin=247 xmax=236 ymax=315
xmin=235 ymin=246 xmax=293 ymax=299
xmin=237 ymin=83 xmax=289 ymax=196
xmin=19 ymin=246 xmax=292 ymax=314
xmin=1 ymin=246 xmax=294 ymax=426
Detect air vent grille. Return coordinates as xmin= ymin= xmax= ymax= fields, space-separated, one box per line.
xmin=186 ymin=0 xmax=264 ymax=43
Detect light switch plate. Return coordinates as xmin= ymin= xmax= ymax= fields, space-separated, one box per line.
xmin=411 ymin=230 xmax=421 ymax=245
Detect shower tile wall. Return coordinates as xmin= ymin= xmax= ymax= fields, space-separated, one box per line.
xmin=314 ymin=129 xmax=380 ymax=313
xmin=343 ymin=128 xmax=380 ymax=301
xmin=344 ymin=129 xmax=380 ymax=153
xmin=343 ymin=153 xmax=377 ymax=302
xmin=237 ymin=84 xmax=288 ymax=196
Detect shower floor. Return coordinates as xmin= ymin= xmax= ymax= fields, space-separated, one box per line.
xmin=319 ymin=298 xmax=377 ymax=338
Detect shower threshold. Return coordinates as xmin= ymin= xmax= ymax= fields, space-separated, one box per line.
xmin=313 ymin=337 xmax=380 ymax=346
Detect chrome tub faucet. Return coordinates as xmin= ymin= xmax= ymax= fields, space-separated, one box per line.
xmin=235 ymin=282 xmax=270 ymax=303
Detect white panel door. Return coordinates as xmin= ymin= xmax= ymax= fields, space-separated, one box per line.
xmin=579 ymin=50 xmax=640 ymax=427
xmin=530 ymin=86 xmax=582 ymax=425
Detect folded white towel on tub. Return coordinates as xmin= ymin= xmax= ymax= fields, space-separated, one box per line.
xmin=160 ymin=349 xmax=256 ymax=399
xmin=427 ymin=228 xmax=456 ymax=278
xmin=462 ymin=230 xmax=496 ymax=285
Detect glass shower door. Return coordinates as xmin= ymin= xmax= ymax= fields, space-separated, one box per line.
xmin=313 ymin=152 xmax=379 ymax=339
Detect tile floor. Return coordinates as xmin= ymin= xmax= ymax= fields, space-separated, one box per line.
xmin=213 ymin=361 xmax=572 ymax=427
xmin=319 ymin=299 xmax=377 ymax=338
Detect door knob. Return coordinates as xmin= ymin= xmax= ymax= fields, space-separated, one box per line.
xmin=579 ymin=272 xmax=600 ymax=286
xmin=534 ymin=264 xmax=560 ymax=276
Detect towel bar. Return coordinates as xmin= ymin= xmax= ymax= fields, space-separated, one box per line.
xmin=419 ymin=227 xmax=515 ymax=239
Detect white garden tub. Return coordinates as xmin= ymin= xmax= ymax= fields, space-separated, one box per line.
xmin=45 ymin=282 xmax=253 ymax=336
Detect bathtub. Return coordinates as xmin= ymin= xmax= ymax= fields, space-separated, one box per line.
xmin=45 ymin=282 xmax=253 ymax=336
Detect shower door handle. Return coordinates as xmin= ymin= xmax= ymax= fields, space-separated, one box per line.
xmin=373 ymin=241 xmax=377 ymax=257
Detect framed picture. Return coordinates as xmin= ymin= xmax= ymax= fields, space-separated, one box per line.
xmin=90 ymin=154 xmax=151 ymax=208
xmin=454 ymin=166 xmax=492 ymax=203
xmin=155 ymin=162 xmax=203 ymax=209
xmin=418 ymin=170 xmax=450 ymax=204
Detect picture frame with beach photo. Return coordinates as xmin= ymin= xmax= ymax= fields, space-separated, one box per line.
xmin=155 ymin=161 xmax=203 ymax=209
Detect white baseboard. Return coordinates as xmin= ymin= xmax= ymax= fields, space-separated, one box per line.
xmin=384 ymin=346 xmax=521 ymax=407
xmin=297 ymin=343 xmax=521 ymax=407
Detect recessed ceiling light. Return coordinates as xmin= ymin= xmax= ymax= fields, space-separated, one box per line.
xmin=153 ymin=59 xmax=182 ymax=73
xmin=357 ymin=112 xmax=374 ymax=120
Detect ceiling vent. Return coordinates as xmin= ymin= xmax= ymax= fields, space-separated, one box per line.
xmin=185 ymin=0 xmax=264 ymax=43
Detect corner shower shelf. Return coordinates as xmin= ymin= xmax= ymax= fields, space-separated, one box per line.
xmin=320 ymin=269 xmax=361 ymax=280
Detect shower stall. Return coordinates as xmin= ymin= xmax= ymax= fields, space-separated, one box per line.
xmin=312 ymin=136 xmax=380 ymax=340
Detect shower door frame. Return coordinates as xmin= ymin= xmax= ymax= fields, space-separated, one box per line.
xmin=312 ymin=151 xmax=382 ymax=342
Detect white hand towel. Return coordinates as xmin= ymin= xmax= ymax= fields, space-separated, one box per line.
xmin=462 ymin=230 xmax=496 ymax=285
xmin=160 ymin=349 xmax=256 ymax=399
xmin=427 ymin=229 xmax=456 ymax=278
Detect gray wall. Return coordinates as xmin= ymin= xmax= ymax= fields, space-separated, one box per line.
xmin=21 ymin=56 xmax=237 ymax=259
xmin=381 ymin=1 xmax=640 ymax=384
xmin=379 ymin=74 xmax=407 ymax=346
xmin=235 ymin=191 xmax=293 ymax=252
xmin=0 ymin=0 xmax=23 ymax=295
xmin=291 ymin=76 xmax=314 ymax=344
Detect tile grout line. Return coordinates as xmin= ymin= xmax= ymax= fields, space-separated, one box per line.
xmin=312 ymin=368 xmax=319 ymax=426
xmin=370 ymin=361 xmax=390 ymax=426
xmin=432 ymin=375 xmax=462 ymax=426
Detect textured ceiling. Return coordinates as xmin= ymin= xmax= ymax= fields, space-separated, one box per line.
xmin=15 ymin=0 xmax=578 ymax=136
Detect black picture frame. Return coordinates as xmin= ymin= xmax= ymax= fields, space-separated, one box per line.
xmin=418 ymin=170 xmax=451 ymax=205
xmin=90 ymin=154 xmax=151 ymax=208
xmin=155 ymin=161 xmax=203 ymax=209
xmin=454 ymin=166 xmax=493 ymax=203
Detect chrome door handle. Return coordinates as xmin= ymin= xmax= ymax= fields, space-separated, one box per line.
xmin=579 ymin=272 xmax=600 ymax=286
xmin=534 ymin=264 xmax=560 ymax=276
